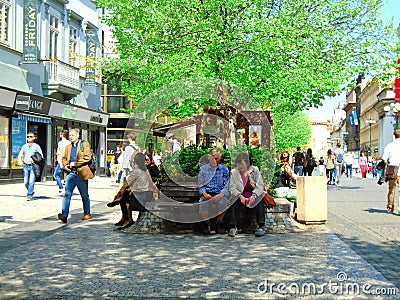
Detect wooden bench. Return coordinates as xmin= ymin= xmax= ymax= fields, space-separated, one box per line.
xmin=158 ymin=181 xmax=200 ymax=203
xmin=126 ymin=197 xmax=296 ymax=234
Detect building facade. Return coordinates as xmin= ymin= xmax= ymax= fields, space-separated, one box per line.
xmin=358 ymin=79 xmax=380 ymax=156
xmin=0 ymin=0 xmax=108 ymax=181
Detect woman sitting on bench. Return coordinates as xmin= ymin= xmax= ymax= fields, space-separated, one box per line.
xmin=107 ymin=153 xmax=154 ymax=230
xmin=228 ymin=152 xmax=266 ymax=237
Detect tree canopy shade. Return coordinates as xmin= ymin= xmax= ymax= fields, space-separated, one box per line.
xmin=273 ymin=110 xmax=311 ymax=150
xmin=99 ymin=0 xmax=396 ymax=116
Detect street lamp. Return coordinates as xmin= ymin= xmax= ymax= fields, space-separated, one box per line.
xmin=365 ymin=119 xmax=376 ymax=155
xmin=384 ymin=102 xmax=400 ymax=129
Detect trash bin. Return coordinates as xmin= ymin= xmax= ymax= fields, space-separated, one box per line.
xmin=296 ymin=176 xmax=327 ymax=224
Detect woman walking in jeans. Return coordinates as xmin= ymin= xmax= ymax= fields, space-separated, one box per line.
xmin=325 ymin=149 xmax=335 ymax=185
xmin=359 ymin=151 xmax=368 ymax=179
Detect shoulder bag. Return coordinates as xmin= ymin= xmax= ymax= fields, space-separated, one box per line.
xmin=263 ymin=192 xmax=276 ymax=209
xmin=385 ymin=165 xmax=399 ymax=180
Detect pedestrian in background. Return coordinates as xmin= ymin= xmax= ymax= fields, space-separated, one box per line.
xmin=166 ymin=133 xmax=181 ymax=153
xmin=277 ymin=152 xmax=296 ymax=187
xmin=371 ymin=157 xmax=377 ymax=178
xmin=325 ymin=149 xmax=335 ymax=185
xmin=359 ymin=151 xmax=368 ymax=179
xmin=57 ymin=128 xmax=94 ymax=223
xmin=53 ymin=129 xmax=70 ymax=195
xmin=292 ymin=146 xmax=305 ymax=176
xmin=381 ymin=129 xmax=400 ymax=213
xmin=122 ymin=132 xmax=140 ymax=181
xmin=304 ymin=148 xmax=317 ymax=176
xmin=153 ymin=151 xmax=162 ymax=167
xmin=345 ymin=152 xmax=354 ymax=178
xmin=17 ymin=132 xmax=43 ymax=201
xmin=113 ymin=144 xmax=122 ymax=183
xmin=145 ymin=152 xmax=159 ymax=180
xmin=334 ymin=143 xmax=344 ymax=186
xmin=318 ymin=156 xmax=325 ymax=176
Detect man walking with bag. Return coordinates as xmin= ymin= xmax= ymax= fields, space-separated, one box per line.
xmin=57 ymin=128 xmax=94 ymax=223
xmin=382 ymin=129 xmax=400 ymax=213
xmin=17 ymin=132 xmax=43 ymax=201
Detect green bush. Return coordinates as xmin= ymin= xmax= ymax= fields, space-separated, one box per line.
xmin=158 ymin=145 xmax=275 ymax=185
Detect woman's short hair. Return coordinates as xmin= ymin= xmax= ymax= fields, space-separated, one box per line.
xmin=235 ymin=152 xmax=251 ymax=166
xmin=133 ymin=152 xmax=147 ymax=171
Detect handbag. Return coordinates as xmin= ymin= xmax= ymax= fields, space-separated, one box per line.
xmin=263 ymin=192 xmax=276 ymax=209
xmin=385 ymin=165 xmax=399 ymax=180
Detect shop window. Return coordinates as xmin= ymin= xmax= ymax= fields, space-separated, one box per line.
xmin=69 ymin=25 xmax=79 ymax=67
xmin=11 ymin=117 xmax=26 ymax=169
xmin=107 ymin=96 xmax=129 ymax=113
xmin=0 ymin=116 xmax=9 ymax=168
xmin=49 ymin=14 xmax=59 ymax=59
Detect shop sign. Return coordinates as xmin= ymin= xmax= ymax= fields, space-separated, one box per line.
xmin=49 ymin=101 xmax=108 ymax=126
xmin=90 ymin=114 xmax=103 ymax=124
xmin=85 ymin=29 xmax=98 ymax=86
xmin=15 ymin=95 xmax=30 ymax=110
xmin=15 ymin=95 xmax=51 ymax=114
xmin=22 ymin=0 xmax=38 ymax=63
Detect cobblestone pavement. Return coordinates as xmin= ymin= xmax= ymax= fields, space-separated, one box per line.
xmin=326 ymin=174 xmax=400 ymax=292
xmin=0 ymin=177 xmax=398 ymax=299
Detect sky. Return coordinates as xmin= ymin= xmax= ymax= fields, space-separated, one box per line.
xmin=306 ymin=0 xmax=400 ymax=119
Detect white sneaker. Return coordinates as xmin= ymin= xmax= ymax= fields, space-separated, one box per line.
xmin=228 ymin=227 xmax=237 ymax=237
xmin=58 ymin=189 xmax=64 ymax=196
xmin=255 ymin=228 xmax=265 ymax=237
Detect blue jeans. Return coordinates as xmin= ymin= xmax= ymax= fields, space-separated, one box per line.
xmin=53 ymin=163 xmax=64 ymax=189
xmin=61 ymin=172 xmax=90 ymax=217
xmin=116 ymin=170 xmax=123 ymax=183
xmin=23 ymin=164 xmax=36 ymax=197
xmin=346 ymin=164 xmax=353 ymax=177
xmin=294 ymin=166 xmax=303 ymax=176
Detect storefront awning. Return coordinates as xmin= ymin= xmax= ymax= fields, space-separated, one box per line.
xmin=17 ymin=113 xmax=52 ymax=124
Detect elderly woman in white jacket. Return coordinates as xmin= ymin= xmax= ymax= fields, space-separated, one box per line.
xmin=228 ymin=152 xmax=266 ymax=237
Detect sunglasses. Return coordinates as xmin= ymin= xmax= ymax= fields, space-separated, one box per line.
xmin=27 ymin=136 xmax=34 ymax=138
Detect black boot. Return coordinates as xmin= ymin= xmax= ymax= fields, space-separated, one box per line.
xmin=118 ymin=220 xmax=135 ymax=230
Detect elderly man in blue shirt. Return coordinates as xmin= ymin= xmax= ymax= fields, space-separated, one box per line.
xmin=198 ymin=148 xmax=230 ymax=234
xmin=17 ymin=132 xmax=43 ymax=201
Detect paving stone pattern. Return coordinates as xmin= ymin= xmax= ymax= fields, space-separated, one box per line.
xmin=0 ymin=177 xmax=398 ymax=299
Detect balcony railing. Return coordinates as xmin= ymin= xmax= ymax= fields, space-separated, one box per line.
xmin=43 ymin=59 xmax=80 ymax=91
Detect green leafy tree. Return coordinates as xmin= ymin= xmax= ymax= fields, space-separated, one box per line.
xmin=98 ymin=0 xmax=396 ymax=117
xmin=273 ymin=110 xmax=311 ymax=151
